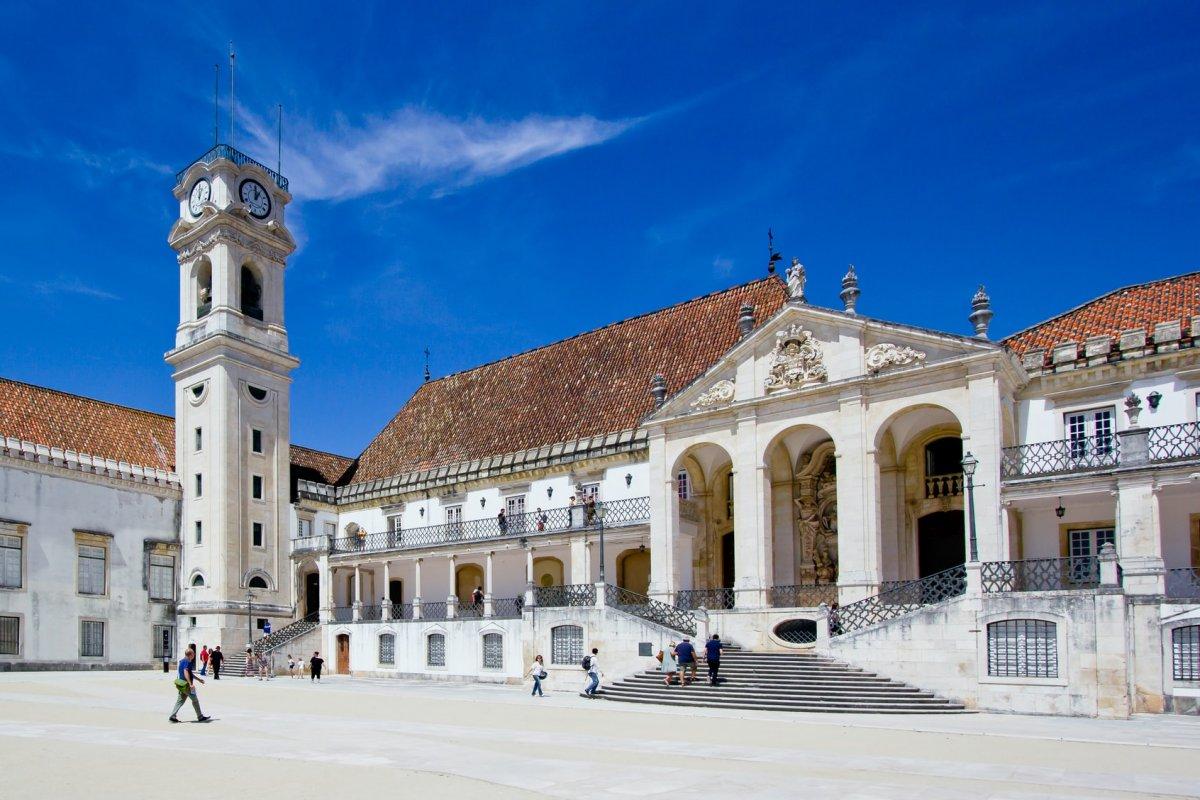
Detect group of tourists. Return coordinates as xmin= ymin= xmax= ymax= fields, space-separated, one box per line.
xmin=658 ymin=634 xmax=723 ymax=686
xmin=168 ymin=648 xmax=326 ymax=722
xmin=524 ymin=646 xmax=603 ymax=698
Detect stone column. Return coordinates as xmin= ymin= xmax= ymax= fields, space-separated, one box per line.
xmin=446 ymin=554 xmax=458 ymax=618
xmin=318 ymin=553 xmax=331 ymax=623
xmin=835 ymin=391 xmax=877 ymax=604
xmin=965 ymin=369 xmax=1005 ymax=561
xmin=352 ymin=564 xmax=362 ymax=621
xmin=524 ymin=546 xmax=536 ymax=608
xmin=484 ymin=551 xmax=495 ymax=617
xmin=381 ymin=561 xmax=392 ymax=621
xmin=1116 ymin=476 xmax=1164 ymax=594
xmin=569 ymin=537 xmax=589 ymax=584
xmin=412 ymin=558 xmax=423 ymax=620
xmin=647 ymin=429 xmax=676 ymax=601
xmin=733 ymin=410 xmax=770 ymax=608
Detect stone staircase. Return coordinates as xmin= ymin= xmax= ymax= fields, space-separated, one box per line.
xmin=600 ymin=646 xmax=966 ymax=713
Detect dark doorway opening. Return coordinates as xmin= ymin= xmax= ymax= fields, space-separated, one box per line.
xmin=304 ymin=572 xmax=320 ymax=616
xmin=917 ymin=511 xmax=966 ymax=578
xmin=721 ymin=532 xmax=735 ymax=589
xmin=389 ymin=579 xmax=403 ymax=606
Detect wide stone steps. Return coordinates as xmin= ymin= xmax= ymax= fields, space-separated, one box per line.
xmin=600 ymin=648 xmax=965 ymax=713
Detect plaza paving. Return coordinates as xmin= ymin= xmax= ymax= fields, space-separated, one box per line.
xmin=0 ymin=671 xmax=1198 ymax=799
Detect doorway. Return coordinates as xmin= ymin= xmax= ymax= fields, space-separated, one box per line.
xmin=721 ymin=532 xmax=735 ymax=589
xmin=616 ymin=548 xmax=651 ymax=595
xmin=305 ymin=572 xmax=320 ymax=617
xmin=389 ymin=579 xmax=403 ymax=605
xmin=336 ymin=633 xmax=350 ymax=674
xmin=917 ymin=511 xmax=966 ymax=577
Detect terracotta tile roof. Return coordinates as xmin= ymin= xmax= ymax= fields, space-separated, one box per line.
xmin=0 ymin=376 xmax=352 ymax=483
xmin=1003 ymin=271 xmax=1200 ymax=356
xmin=352 ymin=277 xmax=788 ymax=483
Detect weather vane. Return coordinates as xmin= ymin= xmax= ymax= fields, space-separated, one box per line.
xmin=767 ymin=228 xmax=782 ymax=274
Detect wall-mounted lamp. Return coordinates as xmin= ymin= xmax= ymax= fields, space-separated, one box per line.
xmin=519 ymin=537 xmax=529 ymax=548
xmin=1147 ymin=391 xmax=1162 ymax=410
xmin=1055 ymin=497 xmax=1065 ymax=519
xmin=419 ymin=508 xmax=425 ymax=517
xmin=625 ymin=473 xmax=633 ymax=487
xmin=547 ymin=486 xmax=554 ymax=499
xmin=638 ymin=543 xmax=646 ymax=553
xmin=480 ymin=497 xmax=486 ymax=508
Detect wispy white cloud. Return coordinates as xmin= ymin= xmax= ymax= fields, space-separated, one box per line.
xmin=241 ymin=106 xmax=640 ymax=202
xmin=60 ymin=143 xmax=173 ymax=177
xmin=31 ymin=277 xmax=120 ymax=301
xmin=712 ymin=256 xmax=735 ymax=277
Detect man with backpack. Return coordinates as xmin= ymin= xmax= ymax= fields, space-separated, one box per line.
xmin=581 ymin=647 xmax=601 ymax=697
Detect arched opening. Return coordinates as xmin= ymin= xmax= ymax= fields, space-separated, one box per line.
xmin=304 ymin=572 xmax=320 ymax=615
xmin=240 ymin=264 xmax=263 ymax=320
xmin=616 ymin=547 xmax=651 ymax=594
xmin=191 ymin=573 xmax=206 ymax=587
xmin=670 ymin=442 xmax=734 ymax=599
xmin=533 ymin=556 xmax=564 ymax=588
xmin=195 ymin=259 xmax=212 ymax=318
xmin=455 ymin=563 xmax=484 ymax=608
xmin=248 ymin=575 xmax=268 ymax=590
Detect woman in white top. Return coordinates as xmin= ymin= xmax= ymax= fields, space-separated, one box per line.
xmin=528 ymin=654 xmax=547 ymax=697
xmin=660 ymin=641 xmax=679 ymax=686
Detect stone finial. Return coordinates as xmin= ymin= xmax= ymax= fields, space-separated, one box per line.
xmin=969 ymin=285 xmax=994 ymax=339
xmin=650 ymin=373 xmax=667 ymax=408
xmin=1124 ymin=392 xmax=1142 ymax=426
xmin=839 ymin=264 xmax=861 ymax=315
xmin=786 ymin=258 xmax=806 ymax=303
xmin=737 ymin=303 xmax=755 ymax=338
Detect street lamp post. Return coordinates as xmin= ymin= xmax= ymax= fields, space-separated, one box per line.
xmin=961 ymin=452 xmax=979 ymax=563
xmin=595 ymin=505 xmax=608 ymax=584
xmin=246 ymin=589 xmax=256 ymax=651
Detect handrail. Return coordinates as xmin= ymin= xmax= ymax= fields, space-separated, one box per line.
xmin=604 ymin=584 xmax=696 ymax=636
xmin=252 ymin=611 xmax=320 ymax=653
xmin=1002 ymin=434 xmax=1119 ymax=478
xmin=534 ymin=584 xmax=596 ymax=607
xmin=832 ymin=564 xmax=967 ymax=636
xmin=981 ymin=557 xmax=1100 ymax=592
xmin=1166 ymin=567 xmax=1200 ymax=600
xmin=176 ymin=143 xmax=289 ymax=191
xmin=1148 ymin=422 xmax=1200 ymax=463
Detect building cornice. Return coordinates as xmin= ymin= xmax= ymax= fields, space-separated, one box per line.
xmin=0 ymin=436 xmax=180 ymax=495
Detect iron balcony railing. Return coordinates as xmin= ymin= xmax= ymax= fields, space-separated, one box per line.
xmin=420 ymin=600 xmax=448 ymax=620
xmin=492 ymin=597 xmax=526 ymax=618
xmin=1166 ymin=568 xmax=1200 ymax=600
xmin=359 ymin=604 xmax=383 ymax=622
xmin=176 ymin=143 xmax=289 ymax=191
xmin=1001 ymin=434 xmax=1119 ymax=479
xmin=924 ymin=472 xmax=963 ymax=498
xmin=332 ymin=606 xmax=354 ymax=623
xmin=1148 ymin=422 xmax=1200 ymax=463
xmin=981 ymin=557 xmax=1101 ymax=592
xmin=252 ymin=611 xmax=319 ymax=653
xmin=534 ymin=583 xmax=596 ymax=607
xmin=832 ymin=564 xmax=967 ymax=636
xmin=675 ymin=588 xmax=735 ymax=611
xmin=604 ymin=584 xmax=696 ymax=636
xmin=769 ymin=583 xmax=838 ymax=608
xmin=458 ymin=602 xmax=485 ymax=619
xmin=330 ymin=497 xmax=650 ymax=556
xmin=392 ymin=602 xmax=415 ymax=621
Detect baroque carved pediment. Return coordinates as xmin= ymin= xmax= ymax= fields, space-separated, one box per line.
xmin=764 ymin=324 xmax=828 ymax=392
xmin=175 ymin=228 xmax=290 ymax=265
xmin=865 ymin=342 xmax=926 ymax=375
xmin=691 ymin=379 xmax=735 ymax=409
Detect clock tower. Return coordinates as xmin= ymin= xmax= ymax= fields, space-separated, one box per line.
xmin=167 ymin=145 xmax=299 ymax=651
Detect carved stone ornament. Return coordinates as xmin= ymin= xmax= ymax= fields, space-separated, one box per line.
xmin=764 ymin=324 xmax=828 ymax=392
xmin=691 ymin=379 xmax=735 ymax=409
xmin=176 ymin=228 xmax=289 ymax=265
xmin=865 ymin=342 xmax=927 ymax=374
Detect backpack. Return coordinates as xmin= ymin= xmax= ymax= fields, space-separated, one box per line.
xmin=581 ymin=655 xmax=591 ymax=671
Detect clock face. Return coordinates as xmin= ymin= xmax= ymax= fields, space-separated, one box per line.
xmin=239 ymin=179 xmax=272 ymax=219
xmin=188 ymin=179 xmax=210 ymax=217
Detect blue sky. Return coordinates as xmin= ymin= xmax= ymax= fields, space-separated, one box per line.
xmin=0 ymin=2 xmax=1197 ymax=457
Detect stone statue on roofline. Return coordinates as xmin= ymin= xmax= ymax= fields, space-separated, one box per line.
xmin=786 ymin=258 xmax=806 ymax=302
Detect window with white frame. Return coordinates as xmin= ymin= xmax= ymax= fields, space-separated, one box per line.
xmin=426 ymin=633 xmax=445 ymax=667
xmin=551 ymin=624 xmax=583 ymax=665
xmin=153 ymin=624 xmax=174 ymax=659
xmin=149 ymin=554 xmax=175 ymax=601
xmin=324 ymin=521 xmax=336 ymax=537
xmin=1065 ymin=407 xmax=1114 ymax=457
xmin=1068 ymin=527 xmax=1115 ymax=582
xmin=676 ymin=470 xmax=691 ymax=500
xmin=78 ymin=544 xmax=106 ymax=595
xmin=1 ymin=534 xmax=22 ymax=589
xmin=297 ymin=518 xmax=312 ymax=538
xmin=80 ymin=620 xmax=104 ymax=657
xmin=379 ymin=633 xmax=395 ymax=665
xmin=387 ymin=515 xmax=403 ymax=533
xmin=987 ymin=619 xmax=1058 ymax=678
xmin=445 ymin=505 xmax=462 ymax=525
xmin=1173 ymin=625 xmax=1199 ymax=681
xmin=482 ymin=632 xmax=503 ymax=669
xmin=506 ymin=494 xmax=526 ymax=532
xmin=0 ymin=615 xmax=18 ymax=655
xmin=580 ymin=483 xmax=600 ymax=503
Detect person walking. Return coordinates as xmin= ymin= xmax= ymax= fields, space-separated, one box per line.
xmin=169 ymin=647 xmax=211 ymax=723
xmin=198 ymin=645 xmax=209 ymax=676
xmin=243 ymin=647 xmax=255 ymax=677
xmin=471 ymin=585 xmax=484 ymax=610
xmin=310 ymin=651 xmax=324 ymax=682
xmin=704 ymin=634 xmax=723 ymax=686
xmin=674 ymin=637 xmax=697 ymax=686
xmin=582 ymin=648 xmax=601 ymax=697
xmin=287 ymin=653 xmax=296 ymax=678
xmin=209 ymin=645 xmax=224 ymax=680
xmin=659 ymin=641 xmax=679 ymax=686
xmin=528 ymin=654 xmax=547 ymax=697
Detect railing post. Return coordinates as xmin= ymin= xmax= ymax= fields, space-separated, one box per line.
xmin=965 ymin=561 xmax=983 ymax=596
xmin=381 ymin=598 xmax=393 ymax=621
xmin=412 ymin=597 xmax=422 ymax=620
xmin=815 ymin=603 xmax=831 ymax=649
xmin=594 ymin=582 xmax=607 ymax=609
xmin=1099 ymin=542 xmax=1121 ymax=588
xmin=1117 ymin=427 xmax=1149 ymax=467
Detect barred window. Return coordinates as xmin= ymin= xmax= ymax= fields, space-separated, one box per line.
xmin=0 ymin=615 xmax=18 ymax=655
xmin=551 ymin=624 xmax=583 ymax=665
xmin=379 ymin=633 xmax=395 ymax=665
xmin=78 ymin=545 xmax=106 ymax=595
xmin=1 ymin=534 xmax=22 ymax=589
xmin=482 ymin=632 xmax=503 ymax=669
xmin=1173 ymin=626 xmax=1199 ymax=682
xmin=426 ymin=633 xmax=445 ymax=667
xmin=297 ymin=518 xmax=312 ymax=538
xmin=80 ymin=620 xmax=104 ymax=657
xmin=150 ymin=555 xmax=175 ymax=601
xmin=987 ymin=619 xmax=1058 ymax=678
xmin=153 ymin=625 xmax=174 ymax=659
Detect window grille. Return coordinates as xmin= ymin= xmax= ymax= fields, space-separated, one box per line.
xmin=297 ymin=519 xmax=312 ymax=537
xmin=80 ymin=620 xmax=104 ymax=657
xmin=379 ymin=633 xmax=395 ymax=665
xmin=1066 ymin=408 xmax=1114 ymax=458
xmin=78 ymin=545 xmax=106 ymax=595
xmin=1173 ymin=626 xmax=1199 ymax=682
xmin=149 ymin=554 xmax=175 ymax=601
xmin=153 ymin=625 xmax=174 ymax=659
xmin=987 ymin=619 xmax=1058 ymax=678
xmin=482 ymin=633 xmax=503 ymax=669
xmin=426 ymin=633 xmax=445 ymax=667
xmin=0 ymin=615 xmax=18 ymax=655
xmin=676 ymin=470 xmax=690 ymax=500
xmin=551 ymin=624 xmax=584 ymax=665
xmin=1 ymin=534 xmax=21 ymax=589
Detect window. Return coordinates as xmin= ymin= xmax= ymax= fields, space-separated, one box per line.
xmin=726 ymin=471 xmax=735 ymax=519
xmin=240 ymin=265 xmax=263 ymax=320
xmin=247 ymin=385 xmax=268 ymax=401
xmin=387 ymin=515 xmax=403 ymax=533
xmin=194 ymin=473 xmax=203 ymax=497
xmin=1065 ymin=407 xmax=1114 ymax=458
xmin=191 ymin=574 xmax=206 ymax=587
xmin=252 ymin=475 xmax=264 ymax=500
xmin=194 ymin=521 xmax=203 ymax=545
xmin=1173 ymin=626 xmax=1199 ymax=681
xmin=1 ymin=534 xmax=22 ymax=589
xmin=1067 ymin=527 xmax=1115 ymax=582
xmin=482 ymin=632 xmax=503 ymax=669
xmin=676 ymin=470 xmax=691 ymax=500
xmin=579 ymin=483 xmax=600 ymax=504
xmin=0 ymin=616 xmax=18 ymax=655
xmin=427 ymin=633 xmax=445 ymax=667
xmin=297 ymin=518 xmax=312 ymax=538
xmin=193 ymin=427 xmax=203 ymax=452
xmin=323 ymin=521 xmax=336 ymax=537
xmin=251 ymin=428 xmax=263 ymax=453
xmin=78 ymin=545 xmax=106 ymax=595
xmin=248 ymin=575 xmax=268 ymax=589
xmin=379 ymin=633 xmax=395 ymax=665
xmin=924 ymin=437 xmax=963 ymax=476
xmin=252 ymin=522 xmax=264 ymax=547
xmin=153 ymin=625 xmax=174 ymax=659
xmin=445 ymin=505 xmax=462 ymax=524
xmin=551 ymin=624 xmax=584 ymax=665
xmin=987 ymin=619 xmax=1058 ymax=678
xmin=80 ymin=620 xmax=104 ymax=657
xmin=507 ymin=494 xmax=526 ymax=533
xmin=149 ymin=554 xmax=175 ymax=601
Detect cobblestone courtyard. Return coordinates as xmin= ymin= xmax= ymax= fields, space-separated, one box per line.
xmin=1 ymin=671 xmax=1198 ymax=799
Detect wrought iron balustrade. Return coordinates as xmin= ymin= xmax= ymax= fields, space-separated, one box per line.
xmin=832 ymin=564 xmax=967 ymax=636
xmin=534 ymin=583 xmax=596 ymax=607
xmin=604 ymin=584 xmax=696 ymax=635
xmin=419 ymin=600 xmax=447 ymax=620
xmin=773 ymin=619 xmax=819 ymax=644
xmin=332 ymin=606 xmax=354 ymax=623
xmin=1148 ymin=422 xmax=1200 ymax=463
xmin=770 ymin=584 xmax=837 ymax=608
xmin=358 ymin=604 xmax=382 ymax=622
xmin=391 ymin=602 xmax=415 ymax=621
xmin=1001 ymin=434 xmax=1120 ymax=478
xmin=1166 ymin=568 xmax=1200 ymax=600
xmin=177 ymin=143 xmax=289 ymax=191
xmin=674 ymin=587 xmax=735 ymax=610
xmin=492 ymin=597 xmax=525 ymax=619
xmin=458 ymin=602 xmax=484 ymax=619
xmin=330 ymin=496 xmax=650 ymax=556
xmin=981 ymin=557 xmax=1100 ymax=592
xmin=924 ymin=472 xmax=963 ymax=498
xmin=252 ymin=611 xmax=319 ymax=653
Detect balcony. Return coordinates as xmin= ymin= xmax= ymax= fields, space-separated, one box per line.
xmin=177 ymin=143 xmax=289 ymax=191
xmin=924 ymin=472 xmax=963 ymax=498
xmin=330 ymin=496 xmax=650 ymax=556
xmin=1001 ymin=421 xmax=1200 ymax=480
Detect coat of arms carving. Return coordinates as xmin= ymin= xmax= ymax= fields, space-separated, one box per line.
xmin=865 ymin=342 xmax=927 ymax=374
xmin=764 ymin=324 xmax=828 ymax=392
xmin=691 ymin=379 xmax=735 ymax=409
